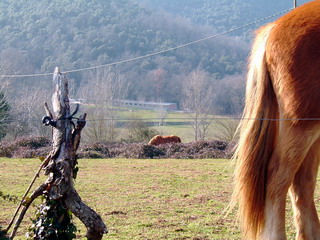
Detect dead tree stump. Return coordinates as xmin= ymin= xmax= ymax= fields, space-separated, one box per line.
xmin=9 ymin=67 xmax=107 ymax=240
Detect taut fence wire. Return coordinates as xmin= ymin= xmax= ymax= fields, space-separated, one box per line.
xmin=0 ymin=8 xmax=292 ymax=78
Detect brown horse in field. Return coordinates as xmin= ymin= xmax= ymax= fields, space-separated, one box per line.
xmin=148 ymin=135 xmax=181 ymax=146
xmin=233 ymin=1 xmax=320 ymax=240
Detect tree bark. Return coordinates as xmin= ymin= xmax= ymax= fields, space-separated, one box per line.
xmin=46 ymin=67 xmax=107 ymax=239
xmin=9 ymin=67 xmax=107 ymax=240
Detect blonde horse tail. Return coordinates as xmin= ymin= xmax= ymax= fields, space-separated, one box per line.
xmin=232 ymin=23 xmax=277 ymax=240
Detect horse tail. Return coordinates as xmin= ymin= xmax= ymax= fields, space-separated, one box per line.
xmin=232 ymin=23 xmax=278 ymax=240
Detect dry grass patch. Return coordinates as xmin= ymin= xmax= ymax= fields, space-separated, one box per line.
xmin=1 ymin=158 xmax=311 ymax=239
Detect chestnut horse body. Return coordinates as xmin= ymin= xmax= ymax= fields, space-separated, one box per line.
xmin=148 ymin=135 xmax=181 ymax=146
xmin=234 ymin=1 xmax=320 ymax=239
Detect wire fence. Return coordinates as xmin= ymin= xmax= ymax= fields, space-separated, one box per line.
xmin=1 ymin=6 xmax=316 ymax=124
xmin=2 ymin=116 xmax=320 ymax=124
xmin=0 ymin=8 xmax=292 ymax=78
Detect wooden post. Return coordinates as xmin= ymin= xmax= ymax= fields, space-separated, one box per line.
xmin=294 ymin=0 xmax=297 ymax=8
xmin=9 ymin=67 xmax=107 ymax=240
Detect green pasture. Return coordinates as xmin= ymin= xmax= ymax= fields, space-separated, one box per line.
xmin=0 ymin=158 xmax=308 ymax=239
xmin=85 ymin=107 xmax=239 ymax=143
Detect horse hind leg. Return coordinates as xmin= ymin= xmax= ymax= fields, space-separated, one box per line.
xmin=289 ymin=137 xmax=320 ymax=240
xmin=260 ymin=122 xmax=320 ymax=240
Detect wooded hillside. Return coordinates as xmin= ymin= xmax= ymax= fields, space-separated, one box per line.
xmin=143 ymin=0 xmax=311 ymax=37
xmin=0 ymin=0 xmax=305 ymax=123
xmin=0 ymin=0 xmax=248 ymax=104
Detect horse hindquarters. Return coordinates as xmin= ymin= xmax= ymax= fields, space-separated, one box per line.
xmin=233 ymin=23 xmax=279 ymax=240
xmin=263 ymin=3 xmax=320 ymax=238
xmin=235 ymin=2 xmax=320 ymax=239
xmin=232 ymin=22 xmax=320 ymax=240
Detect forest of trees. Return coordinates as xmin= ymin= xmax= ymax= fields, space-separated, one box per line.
xmin=0 ymin=0 xmax=248 ymax=106
xmin=143 ymin=0 xmax=310 ymax=38
xmin=0 ymin=0 xmax=312 ymax=140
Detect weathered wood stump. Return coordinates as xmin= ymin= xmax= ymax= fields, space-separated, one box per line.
xmin=8 ymin=67 xmax=107 ymax=240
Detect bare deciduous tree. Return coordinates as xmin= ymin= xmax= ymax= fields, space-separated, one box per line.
xmin=79 ymin=67 xmax=129 ymax=142
xmin=182 ymin=68 xmax=214 ymax=141
xmin=214 ymin=118 xmax=240 ymax=142
xmin=6 ymin=87 xmax=51 ymax=139
xmin=156 ymin=105 xmax=168 ymax=127
xmin=126 ymin=119 xmax=159 ymax=143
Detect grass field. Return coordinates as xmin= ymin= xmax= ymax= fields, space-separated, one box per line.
xmin=84 ymin=107 xmax=239 ymax=143
xmin=0 ymin=158 xmax=309 ymax=239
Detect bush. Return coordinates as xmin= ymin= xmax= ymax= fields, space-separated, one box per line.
xmin=0 ymin=143 xmax=14 ymax=157
xmin=79 ymin=140 xmax=231 ymax=159
xmin=157 ymin=140 xmax=230 ymax=159
xmin=140 ymin=145 xmax=165 ymax=159
xmin=0 ymin=137 xmax=233 ymax=159
xmin=126 ymin=120 xmax=159 ymax=143
xmin=15 ymin=137 xmax=51 ymax=149
xmin=120 ymin=144 xmax=165 ymax=159
xmin=0 ymin=136 xmax=51 ymax=158
xmin=80 ymin=142 xmax=111 ymax=159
